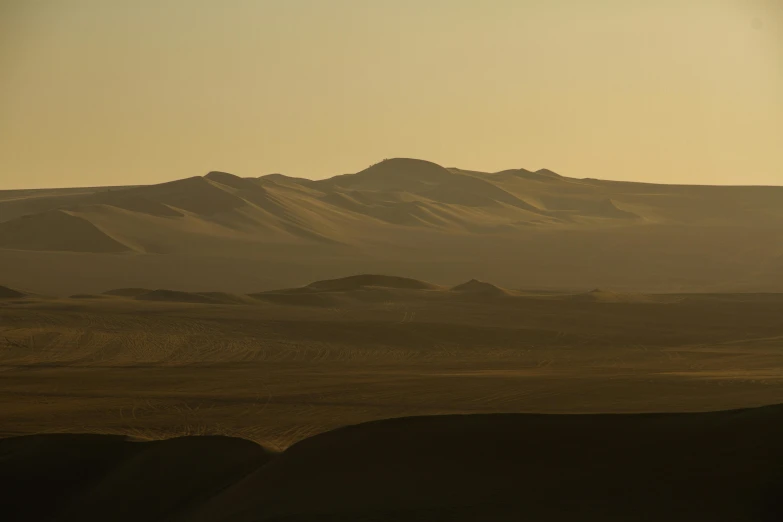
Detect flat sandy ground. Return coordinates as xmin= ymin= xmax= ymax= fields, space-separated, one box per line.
xmin=2 ymin=291 xmax=782 ymax=450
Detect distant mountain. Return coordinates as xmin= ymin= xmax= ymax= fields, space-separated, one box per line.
xmin=3 ymin=158 xmax=783 ymax=294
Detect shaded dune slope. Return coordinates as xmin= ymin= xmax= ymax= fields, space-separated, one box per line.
xmin=194 ymin=405 xmax=783 ymax=522
xmin=0 ymin=434 xmax=271 ymax=522
xmin=3 ymin=405 xmax=781 ymax=521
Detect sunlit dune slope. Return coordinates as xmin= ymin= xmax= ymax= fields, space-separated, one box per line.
xmin=0 ymin=434 xmax=271 ymax=522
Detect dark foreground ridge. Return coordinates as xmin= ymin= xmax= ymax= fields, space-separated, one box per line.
xmin=2 ymin=405 xmax=782 ymax=521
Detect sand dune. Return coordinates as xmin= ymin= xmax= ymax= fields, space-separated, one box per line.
xmin=2 ymin=405 xmax=781 ymax=521
xmin=3 ymin=157 xmax=783 ymax=295
xmin=195 ymin=405 xmax=783 ymax=521
xmin=4 ymin=158 xmax=783 ymax=520
xmin=0 ymin=210 xmax=130 ymax=253
xmin=0 ymin=434 xmax=270 ymax=522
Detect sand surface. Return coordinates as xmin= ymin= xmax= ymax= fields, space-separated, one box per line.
xmin=2 ymin=280 xmax=782 ymax=449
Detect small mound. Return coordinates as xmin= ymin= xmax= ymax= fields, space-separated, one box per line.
xmin=103 ymin=288 xmax=153 ymax=297
xmin=69 ymin=294 xmax=108 ymax=299
xmin=0 ymin=285 xmax=26 ymax=299
xmin=306 ymin=274 xmax=440 ymax=292
xmin=450 ymin=279 xmax=510 ymax=296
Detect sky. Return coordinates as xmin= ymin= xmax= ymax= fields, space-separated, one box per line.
xmin=1 ymin=0 xmax=781 ymax=189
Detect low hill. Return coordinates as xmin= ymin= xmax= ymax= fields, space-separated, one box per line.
xmin=305 ymin=274 xmax=442 ymax=292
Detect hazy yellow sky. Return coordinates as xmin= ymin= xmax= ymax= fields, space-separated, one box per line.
xmin=1 ymin=0 xmax=781 ymax=189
